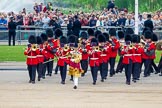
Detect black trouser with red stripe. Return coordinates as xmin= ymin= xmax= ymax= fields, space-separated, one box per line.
xmin=90 ymin=66 xmax=99 ymax=83
xmin=124 ymin=60 xmax=133 ymax=83
xmin=81 ymin=59 xmax=88 ymax=74
xmin=37 ymin=63 xmax=43 ymax=79
xmin=60 ymin=63 xmax=67 ymax=82
xmin=143 ymin=59 xmax=152 ymax=76
xmin=109 ymin=57 xmax=116 ymax=76
xmin=28 ymin=65 xmax=37 ymax=82
xmin=100 ymin=62 xmax=107 ymax=80
xmin=116 ymin=56 xmax=124 ymax=73
xmin=132 ymin=63 xmax=141 ymax=80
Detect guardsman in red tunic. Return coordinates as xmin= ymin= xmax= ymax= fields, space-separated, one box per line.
xmin=24 ymin=35 xmax=39 ymax=84
xmin=56 ymin=36 xmax=69 ymax=84
xmin=89 ymin=38 xmax=100 ymax=85
xmin=103 ymin=32 xmax=111 ymax=79
xmin=87 ymin=28 xmax=95 ymax=42
xmin=131 ymin=34 xmax=143 ymax=82
xmin=98 ymin=34 xmax=108 ymax=82
xmin=142 ymin=30 xmax=156 ymax=77
xmin=120 ymin=34 xmax=134 ymax=85
xmin=40 ymin=33 xmax=48 ymax=79
xmin=45 ymin=29 xmax=57 ymax=76
xmin=79 ymin=31 xmax=89 ymax=77
xmin=116 ymin=30 xmax=125 ymax=73
xmin=109 ymin=28 xmax=120 ymax=77
xmin=150 ymin=33 xmax=159 ymax=74
xmin=54 ymin=28 xmax=62 ymax=74
xmin=36 ymin=36 xmax=44 ymax=81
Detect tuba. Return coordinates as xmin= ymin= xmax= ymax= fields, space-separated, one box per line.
xmin=156 ymin=41 xmax=162 ymax=51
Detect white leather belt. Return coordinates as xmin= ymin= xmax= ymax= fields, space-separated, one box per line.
xmin=37 ymin=55 xmax=43 ymax=57
xmin=133 ymin=54 xmax=141 ymax=56
xmin=60 ymin=57 xmax=67 ymax=59
xmin=100 ymin=54 xmax=107 ymax=56
xmin=27 ymin=56 xmax=37 ymax=58
xmin=124 ymin=54 xmax=132 ymax=56
xmin=90 ymin=58 xmax=99 ymax=60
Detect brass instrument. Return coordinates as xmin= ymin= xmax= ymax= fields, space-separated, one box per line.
xmin=156 ymin=41 xmax=162 ymax=51
xmin=31 ymin=44 xmax=37 ymax=51
xmin=63 ymin=44 xmax=70 ymax=51
xmin=94 ymin=46 xmax=100 ymax=52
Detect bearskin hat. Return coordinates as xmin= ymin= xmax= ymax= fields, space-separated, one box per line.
xmin=36 ymin=36 xmax=43 ymax=44
xmin=98 ymin=34 xmax=106 ymax=43
xmin=68 ymin=35 xmax=76 ymax=43
xmin=40 ymin=33 xmax=48 ymax=42
xmin=46 ymin=28 xmax=54 ymax=38
xmin=152 ymin=33 xmax=158 ymax=42
xmin=95 ymin=30 xmax=102 ymax=38
xmin=142 ymin=27 xmax=151 ymax=35
xmin=80 ymin=31 xmax=88 ymax=39
xmin=54 ymin=28 xmax=63 ymax=39
xmin=109 ymin=28 xmax=116 ymax=36
xmin=125 ymin=34 xmax=132 ymax=42
xmin=60 ymin=36 xmax=67 ymax=47
xmin=125 ymin=28 xmax=134 ymax=35
xmin=28 ymin=35 xmax=36 ymax=44
xmin=132 ymin=34 xmax=140 ymax=43
xmin=117 ymin=30 xmax=124 ymax=39
xmin=103 ymin=32 xmax=109 ymax=41
xmin=144 ymin=30 xmax=153 ymax=39
xmin=91 ymin=38 xmax=98 ymax=46
xmin=87 ymin=28 xmax=95 ymax=36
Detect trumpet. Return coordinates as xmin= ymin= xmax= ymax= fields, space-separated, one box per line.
xmin=63 ymin=44 xmax=70 ymax=52
xmin=31 ymin=44 xmax=38 ymax=51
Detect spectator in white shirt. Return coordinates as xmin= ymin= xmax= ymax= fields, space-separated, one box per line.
xmin=42 ymin=13 xmax=50 ymax=29
xmin=125 ymin=14 xmax=135 ymax=27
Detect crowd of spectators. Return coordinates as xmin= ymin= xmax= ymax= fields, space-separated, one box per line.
xmin=0 ymin=1 xmax=162 ymax=31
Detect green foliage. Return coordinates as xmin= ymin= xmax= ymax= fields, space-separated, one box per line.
xmin=51 ymin=0 xmax=162 ymax=12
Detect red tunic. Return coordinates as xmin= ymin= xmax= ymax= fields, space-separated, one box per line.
xmin=89 ymin=48 xmax=101 ymax=67
xmin=132 ymin=44 xmax=142 ymax=63
xmin=24 ymin=46 xmax=40 ymax=65
xmin=110 ymin=39 xmax=120 ymax=58
xmin=121 ymin=45 xmax=134 ymax=64
xmin=37 ymin=44 xmax=44 ymax=63
xmin=56 ymin=48 xmax=69 ymax=66
xmin=141 ymin=42 xmax=156 ymax=60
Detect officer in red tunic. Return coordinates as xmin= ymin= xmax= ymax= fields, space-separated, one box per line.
xmin=87 ymin=28 xmax=95 ymax=42
xmin=142 ymin=30 xmax=156 ymax=77
xmin=109 ymin=28 xmax=120 ymax=77
xmin=79 ymin=31 xmax=89 ymax=77
xmin=24 ymin=35 xmax=39 ymax=84
xmin=150 ymin=33 xmax=159 ymax=74
xmin=54 ymin=28 xmax=63 ymax=74
xmin=116 ymin=30 xmax=125 ymax=73
xmin=36 ymin=36 xmax=44 ymax=81
xmin=89 ymin=38 xmax=100 ymax=85
xmin=103 ymin=32 xmax=111 ymax=79
xmin=132 ymin=34 xmax=143 ymax=82
xmin=45 ymin=29 xmax=57 ymax=76
xmin=98 ymin=34 xmax=108 ymax=82
xmin=120 ymin=34 xmax=134 ymax=85
xmin=56 ymin=36 xmax=69 ymax=84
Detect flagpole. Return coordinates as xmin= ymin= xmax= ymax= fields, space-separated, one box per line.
xmin=135 ymin=0 xmax=139 ymax=34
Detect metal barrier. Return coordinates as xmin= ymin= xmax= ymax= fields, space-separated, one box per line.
xmin=0 ymin=26 xmax=162 ymax=45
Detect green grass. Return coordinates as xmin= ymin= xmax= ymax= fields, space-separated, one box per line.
xmin=0 ymin=45 xmax=161 ymax=63
xmin=0 ymin=45 xmax=26 ymax=62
